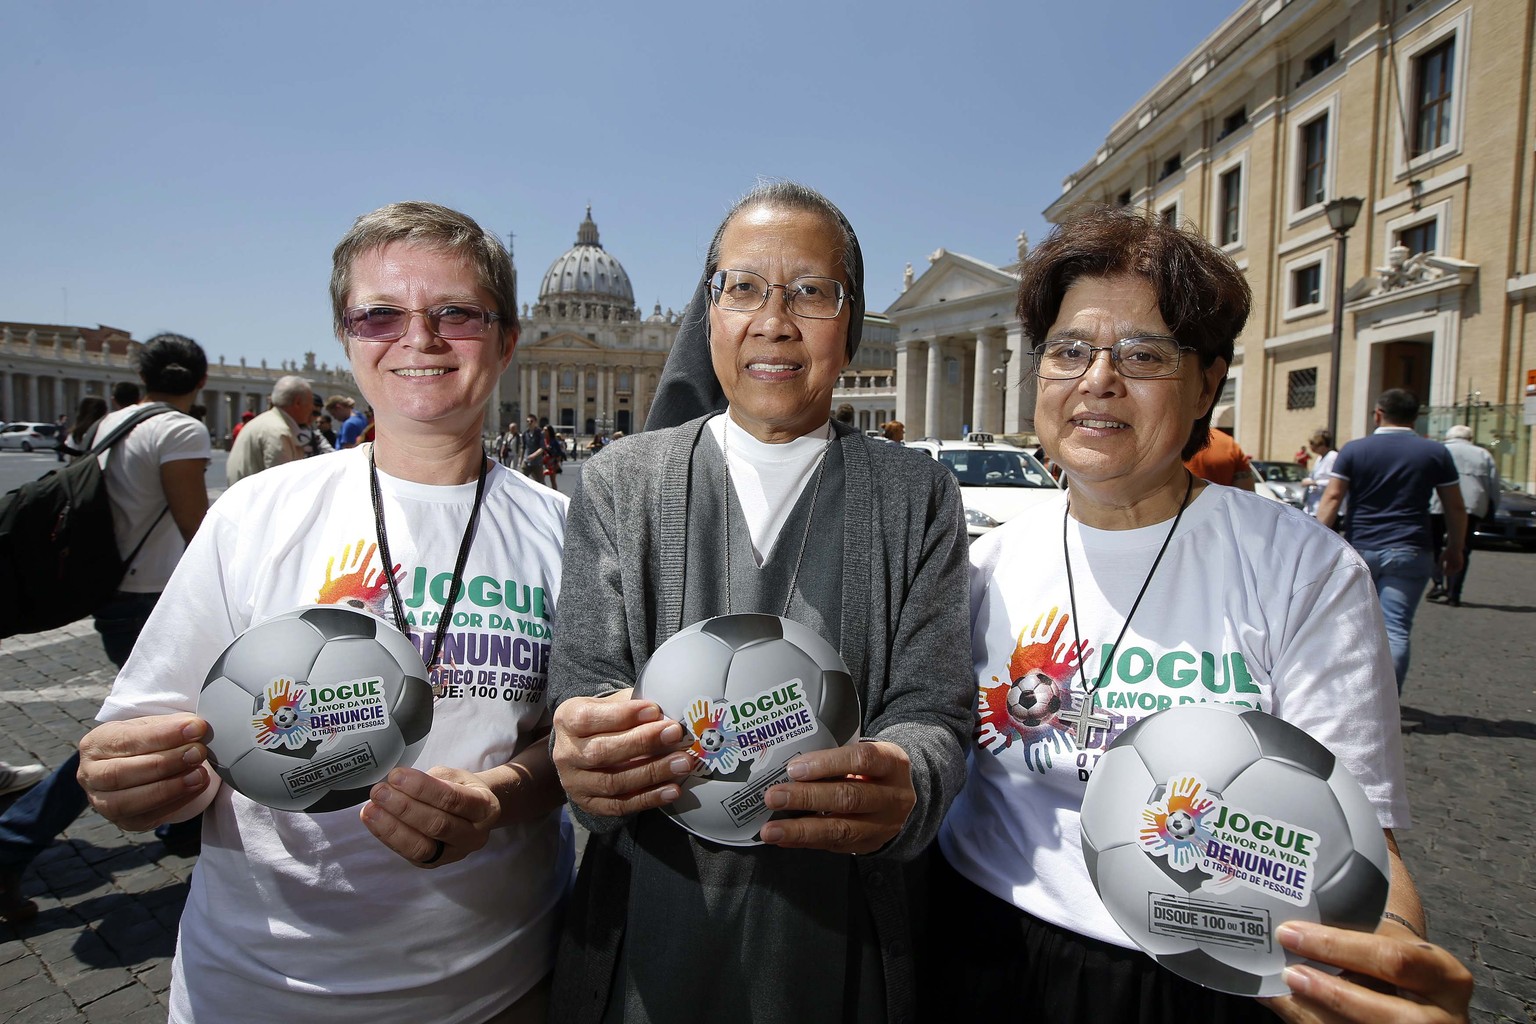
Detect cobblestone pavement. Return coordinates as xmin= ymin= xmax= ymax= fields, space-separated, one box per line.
xmin=1 ymin=549 xmax=1532 ymax=1022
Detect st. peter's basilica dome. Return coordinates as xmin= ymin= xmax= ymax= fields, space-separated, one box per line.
xmin=536 ymin=206 xmax=637 ymax=321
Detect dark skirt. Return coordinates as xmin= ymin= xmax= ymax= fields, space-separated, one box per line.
xmin=919 ymin=851 xmax=1274 ymax=1024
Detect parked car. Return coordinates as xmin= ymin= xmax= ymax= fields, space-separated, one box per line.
xmin=0 ymin=422 xmax=59 ymax=452
xmin=1250 ymin=460 xmax=1307 ymax=508
xmin=1472 ymin=482 xmax=1536 ymax=549
xmin=908 ymin=432 xmax=1062 ymax=535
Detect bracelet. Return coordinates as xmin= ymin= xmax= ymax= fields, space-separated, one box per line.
xmin=1382 ymin=911 xmax=1426 ymax=940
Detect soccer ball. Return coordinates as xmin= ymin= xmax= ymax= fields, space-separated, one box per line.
xmin=198 ymin=605 xmax=433 ymax=813
xmin=633 ymin=613 xmax=861 ymax=846
xmin=1080 ymin=703 xmax=1389 ymax=997
xmin=1165 ymin=809 xmax=1197 ymax=840
xmin=1006 ymin=670 xmax=1063 ymax=729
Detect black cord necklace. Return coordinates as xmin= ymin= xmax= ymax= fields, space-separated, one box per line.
xmin=369 ymin=445 xmax=488 ymax=677
xmin=1060 ymin=471 xmax=1194 ymax=748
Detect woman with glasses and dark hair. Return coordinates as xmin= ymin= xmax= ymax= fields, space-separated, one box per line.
xmin=547 ymin=181 xmax=972 ymax=1023
xmin=77 ymin=202 xmax=571 ymax=1024
xmin=928 ymin=206 xmax=1472 ymax=1023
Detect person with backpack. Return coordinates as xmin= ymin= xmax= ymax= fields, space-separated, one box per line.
xmin=0 ymin=333 xmax=212 ymax=922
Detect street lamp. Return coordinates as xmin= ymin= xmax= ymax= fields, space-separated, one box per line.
xmin=992 ymin=348 xmax=1014 ymax=434
xmin=1324 ymin=196 xmax=1363 ymax=442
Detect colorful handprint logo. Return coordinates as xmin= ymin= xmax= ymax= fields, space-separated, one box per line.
xmin=1138 ymin=774 xmax=1218 ymax=871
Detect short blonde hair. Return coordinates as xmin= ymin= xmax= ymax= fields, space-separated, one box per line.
xmin=330 ymin=201 xmax=519 ymax=339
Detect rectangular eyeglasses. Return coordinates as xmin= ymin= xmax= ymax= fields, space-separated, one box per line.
xmin=709 ymin=270 xmax=847 ymax=319
xmin=342 ymin=303 xmax=501 ymax=343
xmin=1031 ymin=337 xmax=1194 ymax=380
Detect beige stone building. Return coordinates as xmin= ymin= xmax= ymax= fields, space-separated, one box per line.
xmin=889 ymin=241 xmax=1034 ymax=441
xmin=1043 ymin=0 xmax=1536 ymax=485
xmin=832 ymin=312 xmax=900 ymax=433
xmin=0 ymin=320 xmax=361 ymax=444
xmin=501 ymin=208 xmax=679 ymax=436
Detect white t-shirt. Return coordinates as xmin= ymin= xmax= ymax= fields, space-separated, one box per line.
xmin=94 ymin=404 xmax=212 ymax=592
xmin=940 ymin=484 xmax=1409 ymax=948
xmin=1303 ymin=448 xmax=1338 ymax=516
xmin=708 ymin=413 xmax=834 ymax=563
xmin=97 ymin=446 xmax=574 ymax=1024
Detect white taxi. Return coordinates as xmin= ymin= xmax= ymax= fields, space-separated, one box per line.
xmin=908 ymin=433 xmax=1062 ymax=535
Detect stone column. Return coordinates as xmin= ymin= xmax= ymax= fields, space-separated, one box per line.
xmin=26 ymin=375 xmax=40 ymax=420
xmin=596 ymin=365 xmax=608 ymax=431
xmin=53 ymin=376 xmax=66 ymax=421
xmin=1005 ymin=324 xmax=1031 ymax=434
xmin=632 ymin=366 xmax=649 ymax=432
xmin=972 ymin=328 xmax=998 ymax=435
xmin=895 ymin=338 xmax=922 ymax=436
xmin=925 ymin=340 xmax=945 ymax=439
xmin=546 ymin=366 xmax=557 ymax=428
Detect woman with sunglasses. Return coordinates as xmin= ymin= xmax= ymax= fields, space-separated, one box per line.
xmin=77 ymin=202 xmax=571 ymax=1024
xmin=927 ymin=207 xmax=1472 ymax=1023
xmin=546 ymin=181 xmax=972 ymax=1023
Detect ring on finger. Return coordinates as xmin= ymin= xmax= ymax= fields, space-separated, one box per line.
xmin=421 ymin=839 xmax=446 ymax=865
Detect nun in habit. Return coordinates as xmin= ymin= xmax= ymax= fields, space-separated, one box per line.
xmin=546 ymin=181 xmax=973 ymax=1024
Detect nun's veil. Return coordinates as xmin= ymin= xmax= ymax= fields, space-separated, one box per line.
xmin=644 ymin=184 xmax=865 ymax=431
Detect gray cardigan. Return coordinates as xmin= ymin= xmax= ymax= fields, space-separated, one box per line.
xmin=548 ymin=417 xmax=973 ymax=1022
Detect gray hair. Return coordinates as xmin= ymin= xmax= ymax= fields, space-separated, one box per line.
xmin=271 ymin=375 xmax=314 ymax=407
xmin=1445 ymin=424 xmax=1474 ymax=441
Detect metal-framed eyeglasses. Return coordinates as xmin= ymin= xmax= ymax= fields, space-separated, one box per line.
xmin=342 ymin=303 xmax=502 ymax=343
xmin=708 ymin=269 xmax=848 ymax=319
xmin=1030 ymin=337 xmax=1196 ymax=380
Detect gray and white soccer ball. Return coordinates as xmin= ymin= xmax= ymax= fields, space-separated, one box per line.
xmin=198 ymin=605 xmax=433 ymax=813
xmin=1080 ymin=703 xmax=1390 ymax=997
xmin=634 ymin=613 xmax=861 ymax=846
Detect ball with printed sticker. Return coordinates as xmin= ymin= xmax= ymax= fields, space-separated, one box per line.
xmin=198 ymin=605 xmax=434 ymax=813
xmin=633 ymin=613 xmax=861 ymax=847
xmin=1079 ymin=703 xmax=1390 ymax=997
xmin=1006 ymin=670 xmax=1062 ymax=729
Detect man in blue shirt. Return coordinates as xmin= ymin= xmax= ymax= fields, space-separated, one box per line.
xmin=333 ymin=397 xmax=369 ymax=449
xmin=1317 ymin=388 xmax=1465 ymax=692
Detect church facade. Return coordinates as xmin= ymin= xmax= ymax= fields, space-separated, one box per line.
xmin=888 ymin=242 xmax=1034 ymax=441
xmin=500 ymin=208 xmax=680 ymax=436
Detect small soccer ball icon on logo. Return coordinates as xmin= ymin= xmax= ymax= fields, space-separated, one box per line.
xmin=1006 ymin=670 xmax=1063 ymax=729
xmin=634 ymin=614 xmax=861 ymax=846
xmin=1080 ymin=703 xmax=1390 ymax=997
xmin=1165 ymin=808 xmax=1197 ymax=841
xmin=198 ymin=605 xmax=433 ymax=813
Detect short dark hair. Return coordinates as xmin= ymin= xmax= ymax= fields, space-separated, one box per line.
xmin=1375 ymin=388 xmax=1420 ymax=425
xmin=111 ymin=380 xmax=141 ymax=408
xmin=134 ymin=333 xmax=208 ymax=396
xmin=1017 ymin=205 xmax=1252 ymax=460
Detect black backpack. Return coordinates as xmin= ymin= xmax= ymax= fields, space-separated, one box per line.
xmin=0 ymin=404 xmax=175 ymax=638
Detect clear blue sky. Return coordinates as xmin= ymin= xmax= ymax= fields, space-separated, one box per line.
xmin=2 ymin=1 xmax=1239 ymax=369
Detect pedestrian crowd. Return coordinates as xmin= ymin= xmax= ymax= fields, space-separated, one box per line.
xmin=0 ymin=190 xmax=1481 ymax=1024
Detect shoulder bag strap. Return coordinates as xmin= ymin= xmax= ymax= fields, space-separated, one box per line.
xmin=87 ymin=403 xmax=176 ymax=457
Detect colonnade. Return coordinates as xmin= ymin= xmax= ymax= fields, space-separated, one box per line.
xmin=895 ymin=325 xmax=1032 ymax=439
xmin=510 ymin=360 xmax=654 ymax=435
